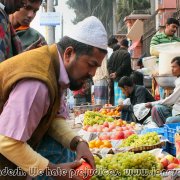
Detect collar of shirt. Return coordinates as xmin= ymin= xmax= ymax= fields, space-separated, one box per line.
xmin=57 ymin=48 xmax=70 ymax=89
xmin=162 ymin=31 xmax=175 ymax=39
xmin=0 ymin=3 xmax=5 ymax=10
xmin=175 ymin=76 xmax=180 ymax=87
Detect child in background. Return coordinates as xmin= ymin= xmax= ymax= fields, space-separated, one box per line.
xmin=73 ymin=80 xmax=91 ymax=106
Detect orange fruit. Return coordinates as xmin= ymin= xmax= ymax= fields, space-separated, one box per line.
xmin=95 ymin=140 xmax=103 ymax=148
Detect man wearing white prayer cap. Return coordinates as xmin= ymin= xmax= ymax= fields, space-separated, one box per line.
xmin=0 ymin=16 xmax=107 ymax=179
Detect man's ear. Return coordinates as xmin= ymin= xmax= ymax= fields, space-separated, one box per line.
xmin=63 ymin=46 xmax=75 ymax=63
xmin=124 ymin=86 xmax=128 ymax=90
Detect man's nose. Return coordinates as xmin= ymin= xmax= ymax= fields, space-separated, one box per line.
xmin=89 ymin=67 xmax=97 ymax=77
xmin=27 ymin=10 xmax=35 ymax=18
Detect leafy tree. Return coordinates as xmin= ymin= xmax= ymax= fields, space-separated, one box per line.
xmin=116 ymin=0 xmax=150 ymax=29
xmin=66 ymin=0 xmax=150 ymax=35
xmin=66 ymin=0 xmax=113 ymax=36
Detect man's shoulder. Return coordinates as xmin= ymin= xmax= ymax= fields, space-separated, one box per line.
xmin=152 ymin=32 xmax=166 ymax=39
xmin=28 ymin=27 xmax=44 ymax=37
xmin=173 ymin=35 xmax=180 ymax=41
xmin=135 ymin=85 xmax=146 ymax=92
xmin=0 ymin=8 xmax=8 ymax=22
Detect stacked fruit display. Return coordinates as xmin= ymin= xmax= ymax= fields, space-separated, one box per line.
xmin=91 ymin=152 xmax=161 ymax=179
xmin=100 ymin=107 xmax=121 ymax=117
xmin=119 ymin=132 xmax=160 ymax=148
xmin=83 ymin=118 xmax=135 ymax=133
xmin=159 ymin=154 xmax=180 ymax=170
xmin=88 ymin=139 xmax=112 ymax=149
xmin=98 ymin=129 xmax=135 ymax=141
xmin=83 ymin=111 xmax=114 ymax=126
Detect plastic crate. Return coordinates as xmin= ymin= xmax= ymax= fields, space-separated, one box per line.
xmin=163 ymin=123 xmax=180 ymax=156
xmin=165 ymin=142 xmax=176 ymax=156
xmin=164 ymin=123 xmax=180 ymax=143
xmin=141 ymin=127 xmax=164 ymax=136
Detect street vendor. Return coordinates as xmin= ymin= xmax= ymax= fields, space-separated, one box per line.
xmin=150 ymin=18 xmax=180 ymax=100
xmin=0 ymin=16 xmax=108 ymax=179
xmin=150 ymin=17 xmax=180 ymax=57
xmin=146 ymin=57 xmax=180 ymax=127
xmin=118 ymin=76 xmax=155 ymax=123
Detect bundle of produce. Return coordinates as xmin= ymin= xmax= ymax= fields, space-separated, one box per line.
xmin=88 ymin=139 xmax=112 ymax=149
xmin=119 ymin=132 xmax=160 ymax=148
xmin=83 ymin=111 xmax=114 ymax=126
xmin=91 ymin=152 xmax=161 ymax=180
xmin=100 ymin=107 xmax=121 ymax=117
xmin=158 ymin=154 xmax=180 ymax=170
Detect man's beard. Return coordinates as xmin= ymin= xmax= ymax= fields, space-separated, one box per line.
xmin=69 ymin=77 xmax=83 ymax=91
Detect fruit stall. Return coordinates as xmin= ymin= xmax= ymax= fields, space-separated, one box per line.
xmin=74 ymin=104 xmax=180 ymax=180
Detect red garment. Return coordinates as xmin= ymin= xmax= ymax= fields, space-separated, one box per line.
xmin=73 ymin=88 xmax=86 ymax=96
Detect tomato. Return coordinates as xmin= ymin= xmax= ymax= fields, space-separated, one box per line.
xmin=75 ymin=162 xmax=93 ymax=180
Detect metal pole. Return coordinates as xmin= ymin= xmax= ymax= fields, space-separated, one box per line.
xmin=47 ymin=0 xmax=55 ymax=44
xmin=113 ymin=0 xmax=117 ymax=34
xmin=61 ymin=14 xmax=63 ymax=39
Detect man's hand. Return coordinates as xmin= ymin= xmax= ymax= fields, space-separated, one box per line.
xmin=109 ymin=72 xmax=116 ymax=79
xmin=48 ymin=161 xmax=82 ymax=180
xmin=145 ymin=102 xmax=152 ymax=108
xmin=117 ymin=105 xmax=124 ymax=111
xmin=25 ymin=37 xmax=46 ymax=51
xmin=76 ymin=142 xmax=95 ymax=170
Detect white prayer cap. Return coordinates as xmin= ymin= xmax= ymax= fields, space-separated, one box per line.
xmin=66 ymin=16 xmax=108 ymax=50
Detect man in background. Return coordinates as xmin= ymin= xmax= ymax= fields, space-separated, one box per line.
xmin=150 ymin=17 xmax=180 ymax=57
xmin=9 ymin=0 xmax=46 ymax=51
xmin=0 ymin=0 xmax=27 ymax=62
xmin=108 ymin=39 xmax=132 ymax=106
xmin=146 ymin=57 xmax=180 ymax=127
xmin=118 ymin=76 xmax=155 ymax=123
xmin=150 ymin=18 xmax=180 ymax=100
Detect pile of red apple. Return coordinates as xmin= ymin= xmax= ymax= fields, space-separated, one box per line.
xmin=99 ymin=130 xmax=134 ymax=140
xmin=160 ymin=154 xmax=180 ymax=170
xmin=83 ymin=120 xmax=135 ymax=133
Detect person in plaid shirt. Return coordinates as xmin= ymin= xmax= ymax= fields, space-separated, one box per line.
xmin=0 ymin=0 xmax=27 ymax=62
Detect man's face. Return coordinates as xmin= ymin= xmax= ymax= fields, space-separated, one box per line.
xmin=4 ymin=0 xmax=27 ymax=14
xmin=121 ymin=86 xmax=130 ymax=97
xmin=171 ymin=61 xmax=180 ymax=77
xmin=165 ymin=23 xmax=178 ymax=36
xmin=63 ymin=47 xmax=106 ymax=90
xmin=13 ymin=0 xmax=41 ymax=26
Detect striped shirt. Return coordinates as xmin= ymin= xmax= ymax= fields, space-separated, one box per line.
xmin=150 ymin=32 xmax=180 ymax=47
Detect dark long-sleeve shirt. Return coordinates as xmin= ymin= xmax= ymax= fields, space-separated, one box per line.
xmin=123 ymin=85 xmax=155 ymax=112
xmin=107 ymin=47 xmax=132 ymax=81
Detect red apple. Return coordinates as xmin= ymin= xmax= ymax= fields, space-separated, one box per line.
xmin=123 ymin=130 xmax=134 ymax=138
xmin=178 ymin=159 xmax=180 ymax=164
xmin=102 ymin=127 xmax=109 ymax=132
xmin=103 ymin=122 xmax=109 ymax=128
xmin=160 ymin=158 xmax=169 ymax=168
xmin=115 ymin=126 xmax=122 ymax=131
xmin=172 ymin=157 xmax=179 ymax=164
xmin=167 ymin=163 xmax=179 ymax=170
xmin=115 ymin=131 xmax=124 ymax=139
xmin=122 ymin=127 xmax=128 ymax=131
xmin=110 ymin=134 xmax=118 ymax=140
xmin=165 ymin=155 xmax=174 ymax=163
xmin=87 ymin=127 xmax=94 ymax=132
xmin=99 ymin=133 xmax=110 ymax=140
xmin=96 ymin=125 xmax=103 ymax=132
xmin=75 ymin=162 xmax=93 ymax=180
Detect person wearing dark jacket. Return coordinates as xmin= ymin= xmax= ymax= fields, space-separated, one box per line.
xmin=118 ymin=76 xmax=155 ymax=123
xmin=108 ymin=39 xmax=132 ymax=105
